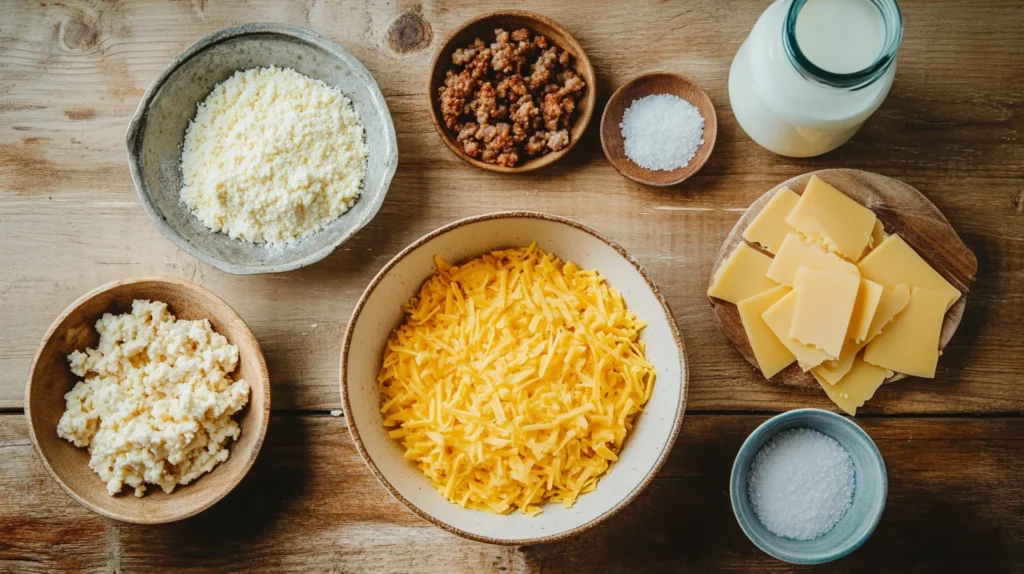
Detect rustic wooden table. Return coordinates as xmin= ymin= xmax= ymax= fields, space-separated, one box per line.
xmin=2 ymin=1 xmax=1022 ymax=572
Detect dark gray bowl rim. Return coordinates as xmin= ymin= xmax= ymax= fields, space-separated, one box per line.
xmin=126 ymin=23 xmax=398 ymax=275
xmin=729 ymin=408 xmax=888 ymax=564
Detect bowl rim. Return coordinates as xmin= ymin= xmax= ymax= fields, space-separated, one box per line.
xmin=23 ymin=276 xmax=272 ymax=524
xmin=729 ymin=408 xmax=888 ymax=564
xmin=599 ymin=71 xmax=718 ymax=187
xmin=426 ymin=11 xmax=598 ymax=174
xmin=126 ymin=22 xmax=398 ymax=275
xmin=339 ymin=210 xmax=688 ymax=545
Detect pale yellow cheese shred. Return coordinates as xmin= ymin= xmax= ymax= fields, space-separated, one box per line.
xmin=378 ymin=244 xmax=656 ymax=516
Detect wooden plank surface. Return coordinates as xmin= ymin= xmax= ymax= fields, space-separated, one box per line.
xmin=1 ymin=0 xmax=1023 ymax=571
xmin=0 ymin=417 xmax=112 ymax=573
xmin=523 ymin=414 xmax=1024 ymax=573
xmin=3 ymin=414 xmax=1023 ymax=572
xmin=1 ymin=0 xmax=1023 ymax=414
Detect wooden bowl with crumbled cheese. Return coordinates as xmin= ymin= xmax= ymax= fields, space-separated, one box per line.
xmin=25 ymin=277 xmax=271 ymax=524
xmin=340 ymin=212 xmax=688 ymax=544
xmin=127 ymin=23 xmax=397 ymax=275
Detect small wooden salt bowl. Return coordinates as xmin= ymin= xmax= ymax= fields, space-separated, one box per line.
xmin=24 ymin=277 xmax=271 ymax=523
xmin=600 ymin=72 xmax=717 ymax=186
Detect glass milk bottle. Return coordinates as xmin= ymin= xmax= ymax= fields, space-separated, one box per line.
xmin=728 ymin=0 xmax=903 ymax=157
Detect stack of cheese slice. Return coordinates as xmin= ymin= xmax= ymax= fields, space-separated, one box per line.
xmin=708 ymin=175 xmax=961 ymax=415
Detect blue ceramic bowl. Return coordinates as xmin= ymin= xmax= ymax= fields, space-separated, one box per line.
xmin=730 ymin=409 xmax=887 ymax=564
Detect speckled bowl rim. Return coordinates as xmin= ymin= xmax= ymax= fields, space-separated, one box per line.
xmin=23 ymin=276 xmax=272 ymax=524
xmin=729 ymin=408 xmax=888 ymax=564
xmin=126 ymin=23 xmax=398 ymax=275
xmin=339 ymin=211 xmax=688 ymax=545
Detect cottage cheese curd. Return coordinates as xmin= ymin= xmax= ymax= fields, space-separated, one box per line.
xmin=180 ymin=66 xmax=368 ymax=245
xmin=57 ymin=300 xmax=250 ymax=497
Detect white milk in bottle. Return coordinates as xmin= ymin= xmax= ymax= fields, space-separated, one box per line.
xmin=728 ymin=0 xmax=903 ymax=157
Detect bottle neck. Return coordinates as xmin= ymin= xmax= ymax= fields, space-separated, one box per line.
xmin=783 ymin=0 xmax=903 ymax=90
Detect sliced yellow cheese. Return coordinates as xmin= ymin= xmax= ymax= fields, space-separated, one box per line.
xmin=737 ymin=286 xmax=796 ymax=379
xmin=766 ymin=233 xmax=859 ymax=287
xmin=742 ymin=187 xmax=801 ymax=255
xmin=858 ymin=219 xmax=888 ymax=261
xmin=761 ymin=291 xmax=832 ymax=370
xmin=786 ymin=175 xmax=877 ymax=260
xmin=864 ymin=284 xmax=911 ymax=343
xmin=790 ymin=268 xmax=860 ymax=358
xmin=857 ymin=234 xmax=961 ymax=310
xmin=707 ymin=242 xmax=778 ymax=304
xmin=847 ymin=278 xmax=884 ymax=342
xmin=811 ymin=338 xmax=868 ymax=385
xmin=813 ymin=357 xmax=892 ymax=416
xmin=863 ymin=287 xmax=948 ymax=378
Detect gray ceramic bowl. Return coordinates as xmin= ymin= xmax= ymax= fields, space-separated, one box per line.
xmin=127 ymin=23 xmax=398 ymax=274
xmin=730 ymin=409 xmax=887 ymax=564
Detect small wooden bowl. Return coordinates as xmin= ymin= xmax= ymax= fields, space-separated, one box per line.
xmin=24 ymin=277 xmax=271 ymax=524
xmin=427 ymin=11 xmax=597 ymax=173
xmin=600 ymin=72 xmax=717 ymax=186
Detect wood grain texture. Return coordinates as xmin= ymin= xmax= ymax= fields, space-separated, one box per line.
xmin=1 ymin=1 xmax=1023 ymax=570
xmin=1 ymin=0 xmax=1021 ymax=414
xmin=3 ymin=413 xmax=1023 ymax=572
xmin=600 ymin=72 xmax=717 ymax=186
xmin=708 ymin=169 xmax=977 ymax=389
xmin=0 ymin=413 xmax=516 ymax=573
xmin=24 ymin=277 xmax=271 ymax=524
xmin=522 ymin=414 xmax=1024 ymax=573
xmin=0 ymin=417 xmax=111 ymax=573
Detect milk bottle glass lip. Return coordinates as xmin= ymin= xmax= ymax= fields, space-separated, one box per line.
xmin=784 ymin=0 xmax=904 ymax=90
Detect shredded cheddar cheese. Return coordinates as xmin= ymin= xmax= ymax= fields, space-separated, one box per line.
xmin=378 ymin=244 xmax=656 ymax=516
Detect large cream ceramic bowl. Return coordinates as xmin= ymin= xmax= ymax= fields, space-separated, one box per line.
xmin=341 ymin=212 xmax=688 ymax=544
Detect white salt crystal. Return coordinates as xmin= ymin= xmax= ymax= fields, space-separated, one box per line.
xmin=747 ymin=427 xmax=855 ymax=541
xmin=619 ymin=93 xmax=705 ymax=171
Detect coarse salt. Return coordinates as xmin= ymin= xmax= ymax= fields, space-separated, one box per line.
xmin=619 ymin=93 xmax=704 ymax=171
xmin=747 ymin=427 xmax=855 ymax=541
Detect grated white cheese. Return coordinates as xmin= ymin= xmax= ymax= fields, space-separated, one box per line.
xmin=57 ymin=300 xmax=250 ymax=497
xmin=180 ymin=66 xmax=368 ymax=245
xmin=620 ymin=93 xmax=705 ymax=171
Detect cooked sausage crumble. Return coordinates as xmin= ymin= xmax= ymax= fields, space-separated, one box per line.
xmin=438 ymin=28 xmax=586 ymax=167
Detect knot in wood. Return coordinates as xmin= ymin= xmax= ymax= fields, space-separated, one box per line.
xmin=387 ymin=11 xmax=432 ymax=53
xmin=59 ymin=15 xmax=99 ymax=52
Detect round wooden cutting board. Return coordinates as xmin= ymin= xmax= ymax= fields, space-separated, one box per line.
xmin=708 ymin=169 xmax=978 ymax=389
